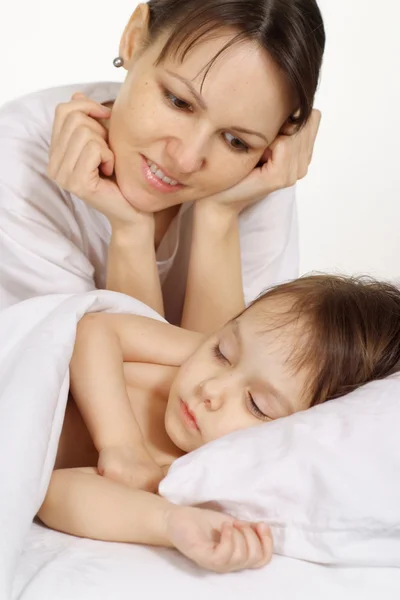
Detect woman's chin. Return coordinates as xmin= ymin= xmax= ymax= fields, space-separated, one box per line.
xmin=119 ymin=181 xmax=180 ymax=213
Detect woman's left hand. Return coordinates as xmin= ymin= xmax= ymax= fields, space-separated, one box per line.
xmin=201 ymin=109 xmax=321 ymax=215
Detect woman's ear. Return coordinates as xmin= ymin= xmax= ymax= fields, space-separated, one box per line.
xmin=118 ymin=3 xmax=151 ymax=69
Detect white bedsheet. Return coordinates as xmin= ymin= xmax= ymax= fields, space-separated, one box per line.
xmin=1 ymin=290 xmax=399 ymax=599
xmin=13 ymin=523 xmax=400 ymax=600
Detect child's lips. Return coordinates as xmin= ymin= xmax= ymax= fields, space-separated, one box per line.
xmin=180 ymin=399 xmax=200 ymax=431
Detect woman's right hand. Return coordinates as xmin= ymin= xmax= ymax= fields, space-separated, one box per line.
xmin=48 ymin=92 xmax=152 ymax=230
xmin=165 ymin=505 xmax=273 ymax=573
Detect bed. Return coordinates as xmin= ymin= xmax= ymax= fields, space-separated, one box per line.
xmin=1 ymin=290 xmax=400 ymax=600
xmin=11 ymin=522 xmax=400 ymax=600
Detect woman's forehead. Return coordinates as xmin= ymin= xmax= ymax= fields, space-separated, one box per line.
xmin=153 ymin=32 xmax=293 ymax=128
xmin=163 ymin=35 xmax=285 ymax=91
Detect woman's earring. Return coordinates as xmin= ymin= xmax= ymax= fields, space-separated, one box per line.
xmin=113 ymin=56 xmax=124 ymax=68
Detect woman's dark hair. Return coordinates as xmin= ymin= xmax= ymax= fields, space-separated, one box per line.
xmin=145 ymin=0 xmax=325 ymax=130
xmin=251 ymin=275 xmax=400 ymax=406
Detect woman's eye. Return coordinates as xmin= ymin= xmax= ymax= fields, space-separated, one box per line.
xmin=163 ymin=89 xmax=192 ymax=111
xmin=249 ymin=393 xmax=270 ymax=420
xmin=224 ymin=132 xmax=250 ymax=153
xmin=162 ymin=88 xmax=250 ymax=154
xmin=212 ymin=343 xmax=230 ymax=364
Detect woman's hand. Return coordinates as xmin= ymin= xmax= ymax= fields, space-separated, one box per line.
xmin=200 ymin=109 xmax=322 ymax=216
xmin=48 ymin=92 xmax=153 ymax=231
xmin=165 ymin=505 xmax=272 ymax=573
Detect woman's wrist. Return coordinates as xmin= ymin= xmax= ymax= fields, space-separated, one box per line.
xmin=194 ymin=199 xmax=239 ymax=234
xmin=106 ymin=215 xmax=164 ymax=314
xmin=110 ymin=219 xmax=155 ymax=249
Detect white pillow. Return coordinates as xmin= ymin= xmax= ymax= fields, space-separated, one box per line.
xmin=159 ymin=373 xmax=400 ymax=567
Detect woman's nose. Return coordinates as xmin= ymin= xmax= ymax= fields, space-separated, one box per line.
xmin=167 ymin=137 xmax=206 ymax=175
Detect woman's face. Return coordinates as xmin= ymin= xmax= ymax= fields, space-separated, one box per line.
xmin=108 ymin=8 xmax=293 ymax=212
xmin=164 ymin=300 xmax=310 ymax=453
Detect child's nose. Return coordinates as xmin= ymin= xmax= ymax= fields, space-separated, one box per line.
xmin=200 ymin=377 xmax=240 ymax=410
xmin=199 ymin=379 xmax=221 ymax=409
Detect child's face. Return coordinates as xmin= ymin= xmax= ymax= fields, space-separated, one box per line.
xmin=164 ymin=300 xmax=310 ymax=452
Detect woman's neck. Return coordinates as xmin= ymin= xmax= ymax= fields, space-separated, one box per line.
xmin=154 ymin=205 xmax=181 ymax=250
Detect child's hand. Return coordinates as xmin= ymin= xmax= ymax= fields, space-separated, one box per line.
xmin=98 ymin=446 xmax=164 ymax=492
xmin=165 ymin=506 xmax=272 ymax=573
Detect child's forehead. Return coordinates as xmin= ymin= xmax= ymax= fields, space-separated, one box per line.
xmin=235 ymin=304 xmax=313 ymax=412
xmin=241 ymin=295 xmax=304 ymax=333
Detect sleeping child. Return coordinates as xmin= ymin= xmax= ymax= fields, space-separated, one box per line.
xmin=37 ymin=274 xmax=400 ymax=573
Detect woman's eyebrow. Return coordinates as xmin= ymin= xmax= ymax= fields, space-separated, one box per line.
xmin=164 ymin=70 xmax=269 ymax=144
xmin=165 ymin=69 xmax=208 ymax=110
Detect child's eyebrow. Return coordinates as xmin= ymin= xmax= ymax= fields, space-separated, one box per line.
xmin=231 ymin=319 xmax=242 ymax=352
xmin=232 ymin=319 xmax=294 ymax=415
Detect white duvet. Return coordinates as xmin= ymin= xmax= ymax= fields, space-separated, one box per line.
xmin=0 ymin=290 xmax=399 ymax=600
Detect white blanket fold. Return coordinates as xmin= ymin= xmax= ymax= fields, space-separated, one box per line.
xmin=0 ymin=291 xmax=164 ymax=598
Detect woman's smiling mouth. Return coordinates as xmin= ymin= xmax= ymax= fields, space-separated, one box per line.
xmin=141 ymin=155 xmax=185 ymax=194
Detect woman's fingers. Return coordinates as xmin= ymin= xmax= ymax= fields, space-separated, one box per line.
xmin=48 ymin=91 xmax=115 ymax=196
xmin=264 ymin=108 xmax=322 ymax=188
xmin=46 ymin=93 xmax=145 ymax=225
xmin=56 ymin=135 xmax=114 ymax=199
xmin=309 ymin=108 xmax=322 ymax=136
xmin=49 ymin=121 xmax=109 ymax=181
xmin=49 ymin=94 xmax=111 ymax=180
xmin=71 ymin=91 xmax=88 ymax=101
xmin=266 ymin=135 xmax=299 ymax=189
xmin=296 ymin=108 xmax=322 ymax=173
xmin=74 ymin=138 xmax=114 ymax=183
xmin=51 ymin=93 xmax=111 ymax=148
xmin=49 ymin=111 xmax=108 ymax=172
xmin=306 ymin=109 xmax=322 ymax=164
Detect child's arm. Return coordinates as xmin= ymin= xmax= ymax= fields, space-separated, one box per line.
xmin=69 ymin=314 xmax=203 ymax=488
xmin=38 ymin=467 xmax=272 ymax=573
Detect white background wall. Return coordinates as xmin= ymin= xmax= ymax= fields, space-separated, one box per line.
xmin=1 ymin=1 xmax=399 ymax=279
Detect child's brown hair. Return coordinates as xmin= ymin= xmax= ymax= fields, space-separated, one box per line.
xmin=251 ymin=275 xmax=400 ymax=406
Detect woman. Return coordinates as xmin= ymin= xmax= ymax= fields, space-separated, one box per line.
xmin=0 ymin=0 xmax=325 ymax=332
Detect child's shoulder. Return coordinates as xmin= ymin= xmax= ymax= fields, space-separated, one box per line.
xmin=123 ymin=361 xmax=176 ymax=396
